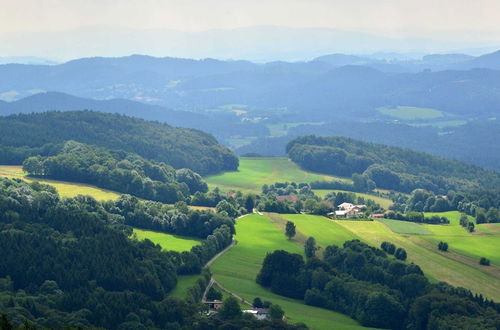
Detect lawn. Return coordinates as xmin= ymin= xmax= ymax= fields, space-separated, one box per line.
xmin=335 ymin=220 xmax=500 ymax=300
xmin=133 ymin=228 xmax=201 ymax=252
xmin=377 ymin=218 xmax=433 ymax=235
xmin=378 ymin=106 xmax=444 ymax=120
xmin=0 ymin=165 xmax=120 ymax=201
xmin=312 ymin=189 xmax=393 ymax=208
xmin=206 ymin=157 xmax=351 ymax=194
xmin=210 ymin=214 xmax=372 ymax=330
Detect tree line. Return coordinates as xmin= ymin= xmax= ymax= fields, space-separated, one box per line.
xmin=391 ymin=188 xmax=500 ymax=223
xmin=23 ymin=141 xmax=208 ymax=204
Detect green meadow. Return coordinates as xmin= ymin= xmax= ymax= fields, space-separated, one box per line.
xmin=377 ymin=218 xmax=433 ymax=235
xmin=132 ymin=228 xmax=201 ymax=252
xmin=210 ymin=214 xmax=372 ymax=330
xmin=334 ymin=219 xmax=500 ymax=300
xmin=0 ymin=165 xmax=120 ymax=201
xmin=414 ymin=211 xmax=500 ymax=265
xmin=269 ymin=213 xmax=359 ymax=249
xmin=312 ymin=189 xmax=393 ymax=208
xmin=205 ymin=157 xmax=351 ymax=193
xmin=378 ymin=106 xmax=444 ymax=120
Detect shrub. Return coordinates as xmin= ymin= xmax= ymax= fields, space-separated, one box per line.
xmin=479 ymin=257 xmax=490 ymax=266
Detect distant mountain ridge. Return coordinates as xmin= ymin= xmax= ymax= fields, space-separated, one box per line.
xmin=1 ymin=51 xmax=500 ymax=122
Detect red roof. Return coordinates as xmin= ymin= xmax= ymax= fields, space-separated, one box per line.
xmin=276 ymin=195 xmax=298 ymax=202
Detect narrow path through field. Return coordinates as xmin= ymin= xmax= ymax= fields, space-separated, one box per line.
xmin=204 ymin=238 xmax=236 ymax=268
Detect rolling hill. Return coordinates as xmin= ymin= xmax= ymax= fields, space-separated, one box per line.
xmin=0 ymin=111 xmax=238 ymax=174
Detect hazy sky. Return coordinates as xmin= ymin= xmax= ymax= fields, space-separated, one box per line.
xmin=1 ymin=0 xmax=500 ymax=38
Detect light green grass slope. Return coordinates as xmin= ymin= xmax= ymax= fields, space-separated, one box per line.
xmin=210 ymin=214 xmax=372 ymax=330
xmin=272 ymin=213 xmax=359 ymax=248
xmin=0 ymin=165 xmax=120 ymax=201
xmin=377 ymin=219 xmax=434 ymax=235
xmin=335 ymin=220 xmax=500 ymax=300
xmin=206 ymin=157 xmax=351 ymax=193
xmin=416 ymin=212 xmax=500 ymax=265
xmin=133 ymin=228 xmax=201 ymax=252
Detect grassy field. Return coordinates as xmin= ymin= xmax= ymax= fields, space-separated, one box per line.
xmin=378 ymin=106 xmax=444 ymax=120
xmin=313 ymin=189 xmax=393 ymax=208
xmin=133 ymin=228 xmax=201 ymax=252
xmin=268 ymin=213 xmax=359 ymax=249
xmin=413 ymin=212 xmax=500 ymax=265
xmin=377 ymin=218 xmax=433 ymax=235
xmin=0 ymin=165 xmax=120 ymax=200
xmin=206 ymin=157 xmax=351 ymax=194
xmin=335 ymin=219 xmax=500 ymax=300
xmin=210 ymin=214 xmax=372 ymax=330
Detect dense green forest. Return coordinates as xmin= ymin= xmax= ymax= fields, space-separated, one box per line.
xmin=0 ymin=177 xmax=307 ymax=329
xmin=287 ymin=136 xmax=500 ymax=194
xmin=257 ymin=241 xmax=500 ymax=330
xmin=0 ymin=111 xmax=238 ymax=175
xmin=22 ymin=140 xmax=208 ymax=203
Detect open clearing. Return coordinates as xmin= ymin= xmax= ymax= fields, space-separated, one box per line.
xmin=133 ymin=228 xmax=201 ymax=252
xmin=378 ymin=106 xmax=444 ymax=120
xmin=171 ymin=274 xmax=202 ymax=299
xmin=210 ymin=214 xmax=372 ymax=330
xmin=0 ymin=165 xmax=120 ymax=200
xmin=206 ymin=157 xmax=351 ymax=193
xmin=313 ymin=189 xmax=393 ymax=209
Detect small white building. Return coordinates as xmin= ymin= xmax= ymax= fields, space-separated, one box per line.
xmin=243 ymin=308 xmax=269 ymax=320
xmin=329 ymin=203 xmax=367 ymax=219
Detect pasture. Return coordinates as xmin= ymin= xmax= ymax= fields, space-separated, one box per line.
xmin=378 ymin=106 xmax=444 ymax=120
xmin=210 ymin=214 xmax=370 ymax=330
xmin=335 ymin=220 xmax=500 ymax=300
xmin=0 ymin=165 xmax=120 ymax=200
xmin=377 ymin=218 xmax=433 ymax=235
xmin=312 ymin=189 xmax=393 ymax=208
xmin=205 ymin=157 xmax=351 ymax=193
xmin=268 ymin=213 xmax=359 ymax=249
xmin=132 ymin=228 xmax=201 ymax=252
xmin=414 ymin=212 xmax=500 ymax=265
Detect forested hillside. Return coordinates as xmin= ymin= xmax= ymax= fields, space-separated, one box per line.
xmin=0 ymin=111 xmax=238 ymax=174
xmin=287 ymin=136 xmax=500 ymax=193
xmin=0 ymin=178 xmax=306 ymax=329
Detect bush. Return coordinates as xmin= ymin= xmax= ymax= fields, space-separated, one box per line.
xmin=395 ymin=248 xmax=407 ymax=261
xmin=479 ymin=257 xmax=490 ymax=266
xmin=381 ymin=241 xmax=396 ymax=255
xmin=438 ymin=242 xmax=448 ymax=251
